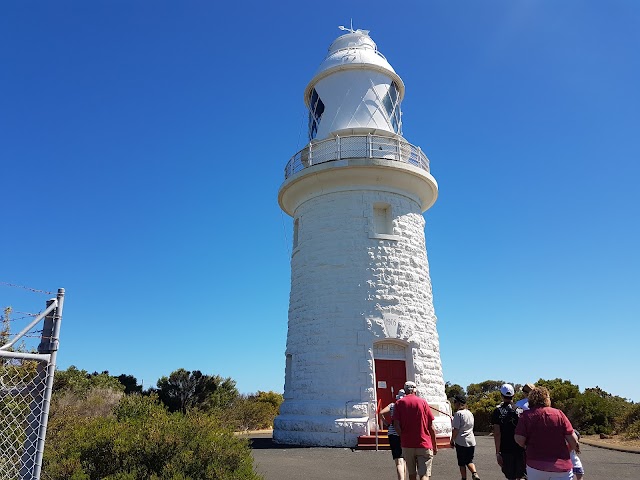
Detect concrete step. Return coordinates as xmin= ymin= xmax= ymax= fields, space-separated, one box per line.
xmin=356 ymin=434 xmax=453 ymax=450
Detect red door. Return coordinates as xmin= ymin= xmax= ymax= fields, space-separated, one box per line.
xmin=375 ymin=359 xmax=406 ymax=411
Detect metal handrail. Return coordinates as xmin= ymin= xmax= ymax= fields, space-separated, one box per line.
xmin=284 ymin=134 xmax=430 ymax=179
xmin=326 ymin=46 xmax=388 ymax=62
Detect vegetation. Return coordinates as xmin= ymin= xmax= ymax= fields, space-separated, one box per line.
xmin=39 ymin=366 xmax=284 ymax=479
xmin=445 ymin=378 xmax=638 ymax=437
xmin=6 ymin=354 xmax=638 ymax=478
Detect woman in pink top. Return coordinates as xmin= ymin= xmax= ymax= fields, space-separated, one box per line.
xmin=514 ymin=387 xmax=579 ymax=480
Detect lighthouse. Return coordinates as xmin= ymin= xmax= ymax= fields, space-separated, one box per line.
xmin=274 ymin=27 xmax=452 ymax=447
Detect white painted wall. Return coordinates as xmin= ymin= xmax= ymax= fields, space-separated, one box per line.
xmin=273 ymin=188 xmax=449 ymax=447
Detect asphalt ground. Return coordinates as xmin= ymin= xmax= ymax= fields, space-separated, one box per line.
xmin=250 ymin=433 xmax=640 ymax=480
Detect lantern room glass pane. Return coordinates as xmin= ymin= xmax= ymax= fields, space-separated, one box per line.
xmin=308 ymin=88 xmax=325 ymax=140
xmin=382 ymin=82 xmax=401 ymax=134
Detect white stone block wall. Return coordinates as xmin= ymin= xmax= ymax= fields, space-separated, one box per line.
xmin=274 ymin=187 xmax=449 ymax=446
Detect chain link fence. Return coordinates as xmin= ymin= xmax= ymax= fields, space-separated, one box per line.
xmin=0 ymin=289 xmax=65 ymax=480
xmin=0 ymin=362 xmax=49 ymax=479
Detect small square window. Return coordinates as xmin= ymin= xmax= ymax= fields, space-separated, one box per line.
xmin=373 ymin=203 xmax=392 ymax=235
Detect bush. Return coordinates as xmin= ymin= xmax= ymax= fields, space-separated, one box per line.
xmin=216 ymin=394 xmax=278 ymax=432
xmin=53 ymin=366 xmax=125 ymax=395
xmin=565 ymin=389 xmax=625 ymax=435
xmin=44 ymin=394 xmax=262 ymax=480
xmin=52 ymin=387 xmax=124 ymax=419
xmin=252 ymin=391 xmax=283 ymax=412
xmin=535 ymin=378 xmax=580 ymax=411
xmin=625 ymin=420 xmax=640 ymax=440
xmin=445 ymin=382 xmax=465 ymax=401
xmin=619 ymin=403 xmax=640 ymax=431
xmin=468 ymin=390 xmax=502 ymax=432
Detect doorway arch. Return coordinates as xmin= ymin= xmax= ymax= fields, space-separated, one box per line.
xmin=373 ymin=341 xmax=411 ymax=412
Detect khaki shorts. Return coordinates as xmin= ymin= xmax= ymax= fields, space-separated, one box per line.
xmin=401 ymin=447 xmax=433 ymax=478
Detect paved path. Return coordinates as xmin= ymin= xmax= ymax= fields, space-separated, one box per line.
xmin=251 ymin=434 xmax=640 ymax=480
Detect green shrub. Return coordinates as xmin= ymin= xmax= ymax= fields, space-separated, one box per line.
xmin=535 ymin=378 xmax=580 ymax=411
xmin=54 ymin=366 xmax=125 ymax=395
xmin=44 ymin=394 xmax=261 ymax=479
xmin=252 ymin=391 xmax=283 ymax=413
xmin=625 ymin=419 xmax=640 ymax=440
xmin=468 ymin=390 xmax=502 ymax=432
xmin=619 ymin=403 xmax=640 ymax=431
xmin=564 ymin=388 xmax=628 ymax=435
xmin=220 ymin=395 xmax=277 ymax=432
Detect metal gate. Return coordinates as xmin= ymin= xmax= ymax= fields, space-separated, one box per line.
xmin=0 ymin=289 xmax=65 ymax=480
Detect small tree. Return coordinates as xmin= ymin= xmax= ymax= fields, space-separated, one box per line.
xmin=535 ymin=378 xmax=580 ymax=411
xmin=156 ymin=368 xmax=239 ymax=413
xmin=53 ymin=366 xmax=124 ymax=395
xmin=117 ymin=373 xmax=143 ymax=394
xmin=445 ymin=382 xmax=465 ymax=400
xmin=1 ymin=306 xmax=11 ymax=346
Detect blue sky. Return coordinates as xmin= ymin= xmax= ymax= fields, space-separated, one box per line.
xmin=2 ymin=1 xmax=639 ymax=401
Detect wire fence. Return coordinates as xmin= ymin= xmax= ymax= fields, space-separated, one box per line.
xmin=0 ymin=362 xmax=49 ymax=479
xmin=0 ymin=289 xmax=65 ymax=480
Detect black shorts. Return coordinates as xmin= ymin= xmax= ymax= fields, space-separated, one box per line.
xmin=389 ymin=434 xmax=403 ymax=459
xmin=501 ymin=450 xmax=526 ymax=480
xmin=455 ymin=444 xmax=475 ymax=466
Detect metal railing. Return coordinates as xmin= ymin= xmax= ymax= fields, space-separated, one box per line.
xmin=284 ymin=134 xmax=430 ymax=179
xmin=0 ymin=289 xmax=65 ymax=480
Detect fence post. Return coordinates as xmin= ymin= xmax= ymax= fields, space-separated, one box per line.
xmin=29 ymin=288 xmax=65 ymax=480
xmin=19 ymin=298 xmax=53 ymax=480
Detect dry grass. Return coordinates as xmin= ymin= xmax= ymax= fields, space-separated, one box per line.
xmin=583 ymin=434 xmax=640 ymax=449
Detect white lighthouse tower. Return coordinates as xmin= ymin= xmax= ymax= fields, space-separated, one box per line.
xmin=274 ymin=27 xmax=452 ymax=447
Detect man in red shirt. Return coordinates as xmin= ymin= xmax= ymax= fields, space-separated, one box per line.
xmin=393 ymin=381 xmax=438 ymax=480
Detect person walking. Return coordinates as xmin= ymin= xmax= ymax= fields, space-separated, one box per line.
xmin=450 ymin=394 xmax=480 ymax=480
xmin=491 ymin=383 xmax=526 ymax=480
xmin=515 ymin=383 xmax=535 ymax=412
xmin=380 ymin=389 xmax=406 ymax=480
xmin=514 ymin=386 xmax=578 ymax=480
xmin=393 ymin=381 xmax=438 ymax=480
xmin=571 ymin=431 xmax=585 ymax=480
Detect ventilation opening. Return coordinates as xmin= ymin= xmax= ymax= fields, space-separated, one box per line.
xmin=284 ymin=354 xmax=293 ymax=398
xmin=293 ymin=218 xmax=299 ymax=250
xmin=373 ymin=203 xmax=392 ymax=235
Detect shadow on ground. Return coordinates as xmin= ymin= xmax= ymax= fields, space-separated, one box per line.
xmin=249 ymin=437 xmax=311 ymax=450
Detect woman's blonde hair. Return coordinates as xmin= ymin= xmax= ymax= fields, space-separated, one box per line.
xmin=528 ymin=386 xmax=552 ymax=408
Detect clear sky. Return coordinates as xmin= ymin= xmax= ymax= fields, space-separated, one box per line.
xmin=2 ymin=1 xmax=639 ymax=401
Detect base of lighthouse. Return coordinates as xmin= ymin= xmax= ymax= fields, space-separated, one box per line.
xmin=273 ymin=336 xmax=453 ymax=448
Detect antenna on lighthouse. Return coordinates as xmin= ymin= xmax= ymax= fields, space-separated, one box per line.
xmin=338 ymin=21 xmax=370 ymax=35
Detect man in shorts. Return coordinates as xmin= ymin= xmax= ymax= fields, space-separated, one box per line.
xmin=492 ymin=383 xmax=526 ymax=480
xmin=393 ymin=381 xmax=438 ymax=480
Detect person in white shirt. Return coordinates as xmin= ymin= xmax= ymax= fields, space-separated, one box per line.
xmin=515 ymin=383 xmax=535 ymax=412
xmin=450 ymin=395 xmax=480 ymax=480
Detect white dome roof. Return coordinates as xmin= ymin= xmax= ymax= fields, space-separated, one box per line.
xmin=304 ymin=30 xmax=405 ymax=106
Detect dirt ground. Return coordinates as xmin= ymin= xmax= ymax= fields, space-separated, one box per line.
xmin=582 ymin=434 xmax=640 ymax=450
